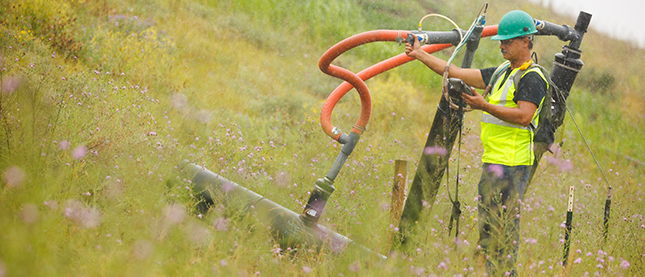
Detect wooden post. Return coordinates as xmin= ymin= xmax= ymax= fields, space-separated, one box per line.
xmin=391 ymin=160 xmax=408 ymax=226
xmin=386 ymin=159 xmax=408 ymax=253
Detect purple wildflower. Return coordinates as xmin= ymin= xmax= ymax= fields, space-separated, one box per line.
xmin=488 ymin=164 xmax=504 ymax=178
xmin=1 ymin=75 xmax=21 ymax=94
xmin=44 ymin=200 xmax=58 ymax=210
xmin=213 ymin=217 xmax=229 ymax=231
xmin=64 ymin=199 xmax=102 ymax=228
xmin=424 ymin=146 xmax=447 ymax=156
xmin=132 ymin=240 xmax=154 ymax=260
xmin=349 ymin=262 xmax=360 ymax=272
xmin=164 ymin=204 xmax=186 ymax=224
xmin=59 ymin=140 xmax=71 ymax=150
xmin=72 ymin=145 xmax=87 ymax=160
xmin=0 ymin=260 xmax=5 ymax=277
xmin=20 ymin=203 xmax=39 ymax=224
xmin=3 ymin=166 xmax=25 ymax=188
xmin=171 ymin=94 xmax=188 ymax=110
xmin=574 ymin=258 xmax=582 ymax=264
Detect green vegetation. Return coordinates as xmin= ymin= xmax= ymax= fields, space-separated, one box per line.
xmin=0 ymin=0 xmax=643 ymax=276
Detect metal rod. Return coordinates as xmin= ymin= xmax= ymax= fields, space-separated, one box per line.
xmin=603 ymin=191 xmax=612 ymax=242
xmin=561 ymin=94 xmax=613 ymax=243
xmin=563 ymin=185 xmax=575 ymax=266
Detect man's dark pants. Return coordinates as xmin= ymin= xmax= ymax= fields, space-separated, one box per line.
xmin=478 ymin=163 xmax=530 ymax=276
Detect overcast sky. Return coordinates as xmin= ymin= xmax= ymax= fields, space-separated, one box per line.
xmin=530 ymin=0 xmax=645 ymax=48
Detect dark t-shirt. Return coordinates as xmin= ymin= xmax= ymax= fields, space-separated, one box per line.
xmin=480 ymin=67 xmax=546 ymax=106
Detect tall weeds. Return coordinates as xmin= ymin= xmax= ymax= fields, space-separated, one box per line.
xmin=0 ymin=0 xmax=643 ymax=276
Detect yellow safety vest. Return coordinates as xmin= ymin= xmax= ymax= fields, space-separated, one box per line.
xmin=480 ymin=64 xmax=547 ymax=166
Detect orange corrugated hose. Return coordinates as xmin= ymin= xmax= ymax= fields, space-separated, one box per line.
xmin=319 ymin=26 xmax=498 ymax=142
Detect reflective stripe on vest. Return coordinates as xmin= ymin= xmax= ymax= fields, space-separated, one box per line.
xmin=480 ymin=65 xmax=546 ymax=166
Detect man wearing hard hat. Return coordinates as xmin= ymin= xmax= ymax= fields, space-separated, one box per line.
xmin=406 ymin=10 xmax=547 ymax=276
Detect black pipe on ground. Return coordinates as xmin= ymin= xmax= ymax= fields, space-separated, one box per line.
xmin=177 ymin=160 xmax=386 ymax=260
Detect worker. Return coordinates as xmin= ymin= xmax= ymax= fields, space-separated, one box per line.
xmin=405 ymin=10 xmax=547 ymax=276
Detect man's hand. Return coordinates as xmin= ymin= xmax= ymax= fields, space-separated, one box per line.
xmin=405 ymin=37 xmax=421 ymax=59
xmin=461 ymin=88 xmax=488 ymax=110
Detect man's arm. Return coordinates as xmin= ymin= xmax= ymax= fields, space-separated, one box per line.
xmin=405 ymin=40 xmax=486 ymax=89
xmin=461 ymin=90 xmax=538 ymax=127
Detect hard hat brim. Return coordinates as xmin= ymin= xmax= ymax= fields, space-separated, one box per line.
xmin=491 ymin=30 xmax=537 ymax=41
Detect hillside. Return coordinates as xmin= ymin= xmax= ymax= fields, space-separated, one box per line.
xmin=0 ymin=0 xmax=643 ymax=276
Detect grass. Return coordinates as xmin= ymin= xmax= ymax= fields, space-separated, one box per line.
xmin=0 ymin=0 xmax=643 ymax=276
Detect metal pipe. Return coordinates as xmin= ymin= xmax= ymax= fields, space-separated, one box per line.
xmin=530 ymin=11 xmax=592 ymax=183
xmin=462 ymin=25 xmax=484 ymax=67
xmin=571 ymin=11 xmax=592 ymax=50
xmin=177 ymin=160 xmax=386 ymax=260
xmin=326 ymin=132 xmax=360 ymax=180
xmin=535 ymin=20 xmax=579 ymax=42
xmin=406 ymin=29 xmax=465 ymax=46
xmin=534 ymin=11 xmax=591 ymax=44
xmin=545 ymin=12 xmax=591 ymax=100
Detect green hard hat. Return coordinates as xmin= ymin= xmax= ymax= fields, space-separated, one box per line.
xmin=491 ymin=10 xmax=537 ymax=41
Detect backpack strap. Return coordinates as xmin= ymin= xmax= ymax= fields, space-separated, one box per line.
xmin=483 ymin=59 xmax=535 ymax=98
xmin=482 ymin=60 xmax=511 ymax=98
xmin=486 ymin=60 xmax=568 ymax=147
xmin=511 ymin=60 xmax=543 ymax=89
xmin=485 ymin=60 xmax=553 ymax=111
xmin=530 ymin=63 xmax=567 ymax=129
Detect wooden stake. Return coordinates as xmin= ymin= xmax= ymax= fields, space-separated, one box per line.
xmin=386 ymin=160 xmax=408 ymax=254
xmin=391 ymin=160 xmax=408 ymax=224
